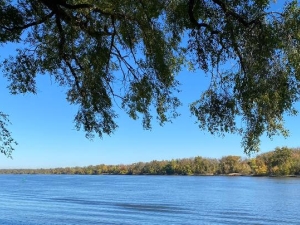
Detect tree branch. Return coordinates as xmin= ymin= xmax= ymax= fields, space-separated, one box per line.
xmin=0 ymin=12 xmax=54 ymax=31
xmin=188 ymin=0 xmax=219 ymax=34
xmin=211 ymin=0 xmax=261 ymax=27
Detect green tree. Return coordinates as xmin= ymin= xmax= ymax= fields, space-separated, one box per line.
xmin=164 ymin=160 xmax=178 ymax=175
xmin=176 ymin=158 xmax=193 ymax=175
xmin=0 ymin=112 xmax=17 ymax=158
xmin=1 ymin=0 xmax=300 ymax=156
xmin=193 ymin=156 xmax=218 ymax=174
xmin=270 ymin=147 xmax=292 ymax=175
xmin=290 ymin=149 xmax=300 ymax=175
xmin=218 ymin=155 xmax=242 ymax=174
xmin=193 ymin=156 xmax=206 ymax=174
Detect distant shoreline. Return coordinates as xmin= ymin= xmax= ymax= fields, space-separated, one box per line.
xmin=1 ymin=147 xmax=300 ymax=177
xmin=0 ymin=172 xmax=299 ymax=178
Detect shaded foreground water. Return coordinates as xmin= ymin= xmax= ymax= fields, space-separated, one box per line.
xmin=0 ymin=175 xmax=299 ymax=224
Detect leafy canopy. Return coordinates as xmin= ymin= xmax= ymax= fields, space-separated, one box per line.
xmin=0 ymin=0 xmax=300 ymax=156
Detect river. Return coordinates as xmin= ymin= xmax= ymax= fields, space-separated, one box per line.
xmin=0 ymin=175 xmax=299 ymax=224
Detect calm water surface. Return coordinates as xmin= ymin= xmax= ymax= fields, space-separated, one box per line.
xmin=0 ymin=175 xmax=299 ymax=224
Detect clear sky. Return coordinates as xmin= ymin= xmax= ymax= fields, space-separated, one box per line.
xmin=0 ymin=1 xmax=299 ymax=169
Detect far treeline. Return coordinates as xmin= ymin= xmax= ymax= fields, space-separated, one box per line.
xmin=1 ymin=147 xmax=300 ymax=176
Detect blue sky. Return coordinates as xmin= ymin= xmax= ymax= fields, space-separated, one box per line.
xmin=0 ymin=1 xmax=299 ymax=169
xmin=0 ymin=63 xmax=299 ymax=169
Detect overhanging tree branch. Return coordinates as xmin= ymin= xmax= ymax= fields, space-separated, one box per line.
xmin=188 ymin=0 xmax=219 ymax=34
xmin=0 ymin=11 xmax=55 ymax=31
xmin=211 ymin=0 xmax=261 ymax=27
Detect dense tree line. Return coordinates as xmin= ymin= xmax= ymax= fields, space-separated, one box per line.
xmin=1 ymin=147 xmax=300 ymax=176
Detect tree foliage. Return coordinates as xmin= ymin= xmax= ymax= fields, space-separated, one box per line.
xmin=0 ymin=112 xmax=17 ymax=158
xmin=0 ymin=0 xmax=300 ymax=156
xmin=2 ymin=147 xmax=300 ymax=176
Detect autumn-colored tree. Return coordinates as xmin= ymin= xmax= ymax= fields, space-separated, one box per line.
xmin=249 ymin=157 xmax=268 ymax=176
xmin=1 ymin=147 xmax=300 ymax=176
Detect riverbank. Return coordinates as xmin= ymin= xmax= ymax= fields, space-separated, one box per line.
xmin=1 ymin=147 xmax=300 ymax=176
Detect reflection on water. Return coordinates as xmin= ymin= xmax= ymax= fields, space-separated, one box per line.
xmin=0 ymin=175 xmax=300 ymax=225
xmin=116 ymin=202 xmax=187 ymax=213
